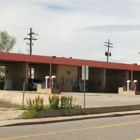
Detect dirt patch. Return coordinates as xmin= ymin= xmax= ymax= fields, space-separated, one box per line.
xmin=0 ymin=108 xmax=25 ymax=120
xmin=0 ymin=100 xmax=25 ymax=120
xmin=0 ymin=100 xmax=20 ymax=108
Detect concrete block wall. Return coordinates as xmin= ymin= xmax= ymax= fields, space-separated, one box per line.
xmin=5 ymin=62 xmax=140 ymax=94
xmin=0 ymin=90 xmax=52 ymax=106
xmin=37 ymin=84 xmax=61 ymax=94
xmin=5 ymin=63 xmax=28 ymax=90
xmin=118 ymin=87 xmax=140 ymax=95
xmin=58 ymin=65 xmax=78 ymax=92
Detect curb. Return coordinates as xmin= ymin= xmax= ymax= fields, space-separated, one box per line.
xmin=1 ymin=111 xmax=140 ymax=127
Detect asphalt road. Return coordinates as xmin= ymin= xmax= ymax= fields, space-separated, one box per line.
xmin=0 ymin=114 xmax=140 ymax=140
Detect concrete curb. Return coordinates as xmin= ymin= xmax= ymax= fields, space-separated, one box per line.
xmin=36 ymin=104 xmax=140 ymax=118
xmin=1 ymin=110 xmax=140 ymax=127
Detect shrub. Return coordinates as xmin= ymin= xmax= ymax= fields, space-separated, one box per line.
xmin=19 ymin=110 xmax=37 ymax=119
xmin=49 ymin=95 xmax=81 ymax=110
xmin=48 ymin=95 xmax=59 ymax=110
xmin=26 ymin=95 xmax=81 ymax=112
xmin=20 ymin=95 xmax=81 ymax=119
xmin=26 ymin=95 xmax=44 ymax=111
xmin=60 ymin=95 xmax=73 ymax=109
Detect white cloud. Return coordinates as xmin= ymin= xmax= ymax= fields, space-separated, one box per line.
xmin=0 ymin=0 xmax=140 ymax=64
xmin=78 ymin=25 xmax=140 ymax=32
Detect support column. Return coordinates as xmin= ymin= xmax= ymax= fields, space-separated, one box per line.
xmin=103 ymin=69 xmax=106 ymax=92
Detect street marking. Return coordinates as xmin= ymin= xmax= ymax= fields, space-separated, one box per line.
xmin=1 ymin=120 xmax=140 ymax=140
xmin=135 ymin=139 xmax=140 ymax=140
xmin=0 ymin=127 xmax=97 ymax=140
xmin=96 ymin=120 xmax=140 ymax=129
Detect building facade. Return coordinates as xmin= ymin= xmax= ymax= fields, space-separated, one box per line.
xmin=0 ymin=52 xmax=140 ymax=93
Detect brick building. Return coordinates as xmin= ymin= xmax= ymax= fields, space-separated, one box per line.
xmin=0 ymin=52 xmax=140 ymax=93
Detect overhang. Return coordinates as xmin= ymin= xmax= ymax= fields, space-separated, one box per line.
xmin=0 ymin=52 xmax=140 ymax=71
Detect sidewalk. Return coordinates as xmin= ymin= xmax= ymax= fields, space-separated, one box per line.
xmin=0 ymin=108 xmax=25 ymax=121
xmin=1 ymin=110 xmax=140 ymax=127
xmin=0 ymin=92 xmax=140 ymax=127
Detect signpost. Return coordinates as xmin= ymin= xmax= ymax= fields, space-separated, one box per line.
xmin=22 ymin=81 xmax=25 ymax=108
xmin=82 ymin=65 xmax=89 ymax=109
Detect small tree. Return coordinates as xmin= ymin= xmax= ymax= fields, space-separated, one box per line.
xmin=0 ymin=30 xmax=16 ymax=52
xmin=0 ymin=31 xmax=17 ymax=78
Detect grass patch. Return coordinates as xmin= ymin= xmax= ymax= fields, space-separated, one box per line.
xmin=18 ymin=110 xmax=37 ymax=119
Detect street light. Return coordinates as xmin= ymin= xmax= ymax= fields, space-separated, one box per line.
xmin=49 ymin=56 xmax=56 ymax=92
xmin=131 ymin=63 xmax=137 ymax=90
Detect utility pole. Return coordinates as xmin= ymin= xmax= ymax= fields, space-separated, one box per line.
xmin=24 ymin=28 xmax=38 ymax=55
xmin=24 ymin=28 xmax=38 ymax=79
xmin=104 ymin=39 xmax=113 ymax=62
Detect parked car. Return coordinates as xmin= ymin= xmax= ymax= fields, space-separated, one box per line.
xmin=28 ymin=78 xmax=42 ymax=90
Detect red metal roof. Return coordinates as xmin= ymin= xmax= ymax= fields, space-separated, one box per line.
xmin=0 ymin=52 xmax=140 ymax=71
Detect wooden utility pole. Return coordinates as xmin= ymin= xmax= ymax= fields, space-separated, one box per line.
xmin=104 ymin=39 xmax=113 ymax=62
xmin=24 ymin=28 xmax=38 ymax=79
xmin=24 ymin=28 xmax=37 ymax=55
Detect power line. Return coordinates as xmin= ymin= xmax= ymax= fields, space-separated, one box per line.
xmin=39 ymin=35 xmax=139 ymax=58
xmin=38 ymin=35 xmax=138 ymax=58
xmin=23 ymin=29 xmax=139 ymax=62
xmin=36 ymin=29 xmax=103 ymax=46
xmin=24 ymin=28 xmax=38 ymax=55
xmin=104 ymin=39 xmax=113 ymax=62
xmin=38 ymin=35 xmax=98 ymax=49
xmin=31 ymin=29 xmax=139 ymax=59
xmin=1 ymin=28 xmax=140 ymax=58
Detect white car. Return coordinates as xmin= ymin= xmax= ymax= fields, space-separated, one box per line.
xmin=28 ymin=78 xmax=42 ymax=90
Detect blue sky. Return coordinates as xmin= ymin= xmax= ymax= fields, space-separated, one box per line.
xmin=1 ymin=0 xmax=140 ymax=64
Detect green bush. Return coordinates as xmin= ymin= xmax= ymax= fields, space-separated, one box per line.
xmin=26 ymin=95 xmax=44 ymax=111
xmin=21 ymin=95 xmax=81 ymax=119
xmin=60 ymin=95 xmax=73 ymax=109
xmin=19 ymin=110 xmax=37 ymax=119
xmin=48 ymin=95 xmax=59 ymax=110
xmin=49 ymin=95 xmax=81 ymax=110
xmin=25 ymin=95 xmax=81 ymax=112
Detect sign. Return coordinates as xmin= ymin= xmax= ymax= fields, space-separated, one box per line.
xmin=82 ymin=65 xmax=89 ymax=80
xmin=82 ymin=65 xmax=89 ymax=109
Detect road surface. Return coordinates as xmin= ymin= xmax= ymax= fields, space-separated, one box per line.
xmin=0 ymin=114 xmax=140 ymax=140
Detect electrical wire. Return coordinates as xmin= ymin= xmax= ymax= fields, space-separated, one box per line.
xmin=1 ymin=28 xmax=139 ymax=62
xmin=37 ymin=34 xmax=139 ymax=58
